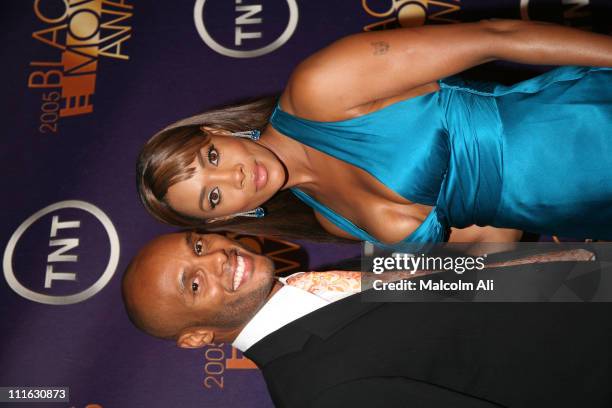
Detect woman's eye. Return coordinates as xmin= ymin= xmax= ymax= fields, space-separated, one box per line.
xmin=208 ymin=145 xmax=219 ymax=166
xmin=194 ymin=238 xmax=204 ymax=256
xmin=209 ymin=187 xmax=221 ymax=209
xmin=191 ymin=277 xmax=200 ymax=293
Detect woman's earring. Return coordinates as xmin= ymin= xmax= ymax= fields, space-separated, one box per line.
xmin=234 ymin=207 xmax=265 ymax=218
xmin=231 ymin=130 xmax=260 ymax=141
xmin=206 ymin=207 xmax=265 ymax=224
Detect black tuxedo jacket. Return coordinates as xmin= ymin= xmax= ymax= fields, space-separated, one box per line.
xmin=244 ymin=267 xmax=612 ymax=408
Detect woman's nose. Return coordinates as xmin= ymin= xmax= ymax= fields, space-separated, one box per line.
xmin=207 ymin=164 xmax=245 ymax=189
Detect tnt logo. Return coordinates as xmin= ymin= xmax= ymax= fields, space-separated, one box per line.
xmin=194 ymin=0 xmax=298 ymax=58
xmin=3 ymin=200 xmax=119 ymax=305
xmin=45 ymin=215 xmax=81 ymax=288
xmin=234 ymin=0 xmax=263 ymax=46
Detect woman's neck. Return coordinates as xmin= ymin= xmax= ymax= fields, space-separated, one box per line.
xmin=258 ymin=125 xmax=317 ymax=190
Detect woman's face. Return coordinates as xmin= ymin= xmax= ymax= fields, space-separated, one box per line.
xmin=165 ymin=133 xmax=285 ymax=220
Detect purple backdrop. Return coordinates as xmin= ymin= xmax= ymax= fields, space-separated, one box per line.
xmin=1 ymin=1 xmax=609 ymax=407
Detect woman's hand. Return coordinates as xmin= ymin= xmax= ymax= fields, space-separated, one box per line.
xmin=285 ymin=20 xmax=612 ymax=121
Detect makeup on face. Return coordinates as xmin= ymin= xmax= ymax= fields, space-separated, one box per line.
xmin=165 ymin=134 xmax=285 ymax=220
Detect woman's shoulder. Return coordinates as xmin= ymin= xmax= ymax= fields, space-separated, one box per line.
xmin=281 ymin=71 xmax=344 ymax=122
xmin=280 ymin=84 xmax=374 ymax=123
xmin=282 ymin=42 xmax=375 ymax=122
xmin=282 ymin=49 xmax=441 ymax=123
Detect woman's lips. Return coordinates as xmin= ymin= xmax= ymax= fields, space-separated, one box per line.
xmin=254 ymin=162 xmax=268 ymax=191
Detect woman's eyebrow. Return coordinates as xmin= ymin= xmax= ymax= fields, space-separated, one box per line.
xmin=199 ymin=188 xmax=207 ymax=212
xmin=196 ymin=149 xmax=208 ymax=212
xmin=196 ymin=148 xmax=206 ymax=169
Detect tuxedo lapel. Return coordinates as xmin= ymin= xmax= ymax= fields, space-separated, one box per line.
xmin=294 ymin=291 xmax=383 ymax=339
xmin=246 ymin=295 xmax=612 ymax=408
xmin=244 ymin=292 xmax=383 ymax=367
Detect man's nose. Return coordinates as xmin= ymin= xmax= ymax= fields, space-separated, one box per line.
xmin=208 ymin=164 xmax=244 ymax=189
xmin=202 ymin=249 xmax=229 ymax=276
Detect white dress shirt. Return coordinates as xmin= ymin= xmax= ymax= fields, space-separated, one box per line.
xmin=232 ymin=274 xmax=354 ymax=352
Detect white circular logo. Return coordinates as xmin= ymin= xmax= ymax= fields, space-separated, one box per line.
xmin=3 ymin=200 xmax=120 ymax=305
xmin=193 ymin=0 xmax=299 ymax=58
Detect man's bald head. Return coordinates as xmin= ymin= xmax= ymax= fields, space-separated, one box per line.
xmin=122 ymin=232 xmax=276 ymax=342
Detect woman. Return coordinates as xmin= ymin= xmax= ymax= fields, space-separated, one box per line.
xmin=138 ymin=20 xmax=612 ymax=245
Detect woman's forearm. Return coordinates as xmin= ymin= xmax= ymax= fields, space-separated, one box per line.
xmin=487 ymin=19 xmax=612 ymax=67
xmin=286 ymin=20 xmax=610 ymax=117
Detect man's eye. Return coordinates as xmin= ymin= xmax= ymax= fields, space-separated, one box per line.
xmin=208 ymin=145 xmax=219 ymax=166
xmin=209 ymin=187 xmax=221 ymax=209
xmin=194 ymin=238 xmax=205 ymax=256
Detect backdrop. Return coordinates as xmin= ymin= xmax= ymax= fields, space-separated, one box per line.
xmin=2 ymin=1 xmax=610 ymax=407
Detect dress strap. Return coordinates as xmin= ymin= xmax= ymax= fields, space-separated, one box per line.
xmin=270 ymin=100 xmax=448 ymax=206
xmin=270 ymin=99 xmax=451 ymax=245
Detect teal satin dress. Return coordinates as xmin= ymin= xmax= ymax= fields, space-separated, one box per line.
xmin=269 ymin=66 xmax=612 ymax=244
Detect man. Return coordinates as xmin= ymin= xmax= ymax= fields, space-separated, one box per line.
xmin=123 ymin=232 xmax=611 ymax=407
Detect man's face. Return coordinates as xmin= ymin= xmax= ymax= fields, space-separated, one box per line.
xmin=125 ymin=232 xmax=275 ymax=337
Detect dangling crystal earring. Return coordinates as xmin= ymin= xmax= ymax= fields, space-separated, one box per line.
xmin=231 ymin=130 xmax=260 ymax=141
xmin=234 ymin=207 xmax=265 ymax=218
xmin=206 ymin=207 xmax=265 ymax=224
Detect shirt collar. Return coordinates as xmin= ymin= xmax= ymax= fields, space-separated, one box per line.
xmin=232 ymin=284 xmax=329 ymax=352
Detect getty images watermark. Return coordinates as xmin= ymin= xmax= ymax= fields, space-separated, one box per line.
xmin=360 ymin=242 xmax=612 ymax=302
xmin=370 ymin=251 xmax=491 ymax=293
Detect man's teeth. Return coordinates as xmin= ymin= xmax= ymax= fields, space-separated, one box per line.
xmin=233 ymin=255 xmax=245 ymax=290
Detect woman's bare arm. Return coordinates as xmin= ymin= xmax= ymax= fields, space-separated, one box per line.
xmin=285 ymin=20 xmax=612 ymax=120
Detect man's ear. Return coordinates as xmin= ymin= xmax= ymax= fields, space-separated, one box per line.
xmin=176 ymin=327 xmax=214 ymax=349
xmin=200 ymin=126 xmax=231 ymax=137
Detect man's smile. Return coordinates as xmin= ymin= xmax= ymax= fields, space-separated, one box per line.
xmin=232 ymin=250 xmax=253 ymax=291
